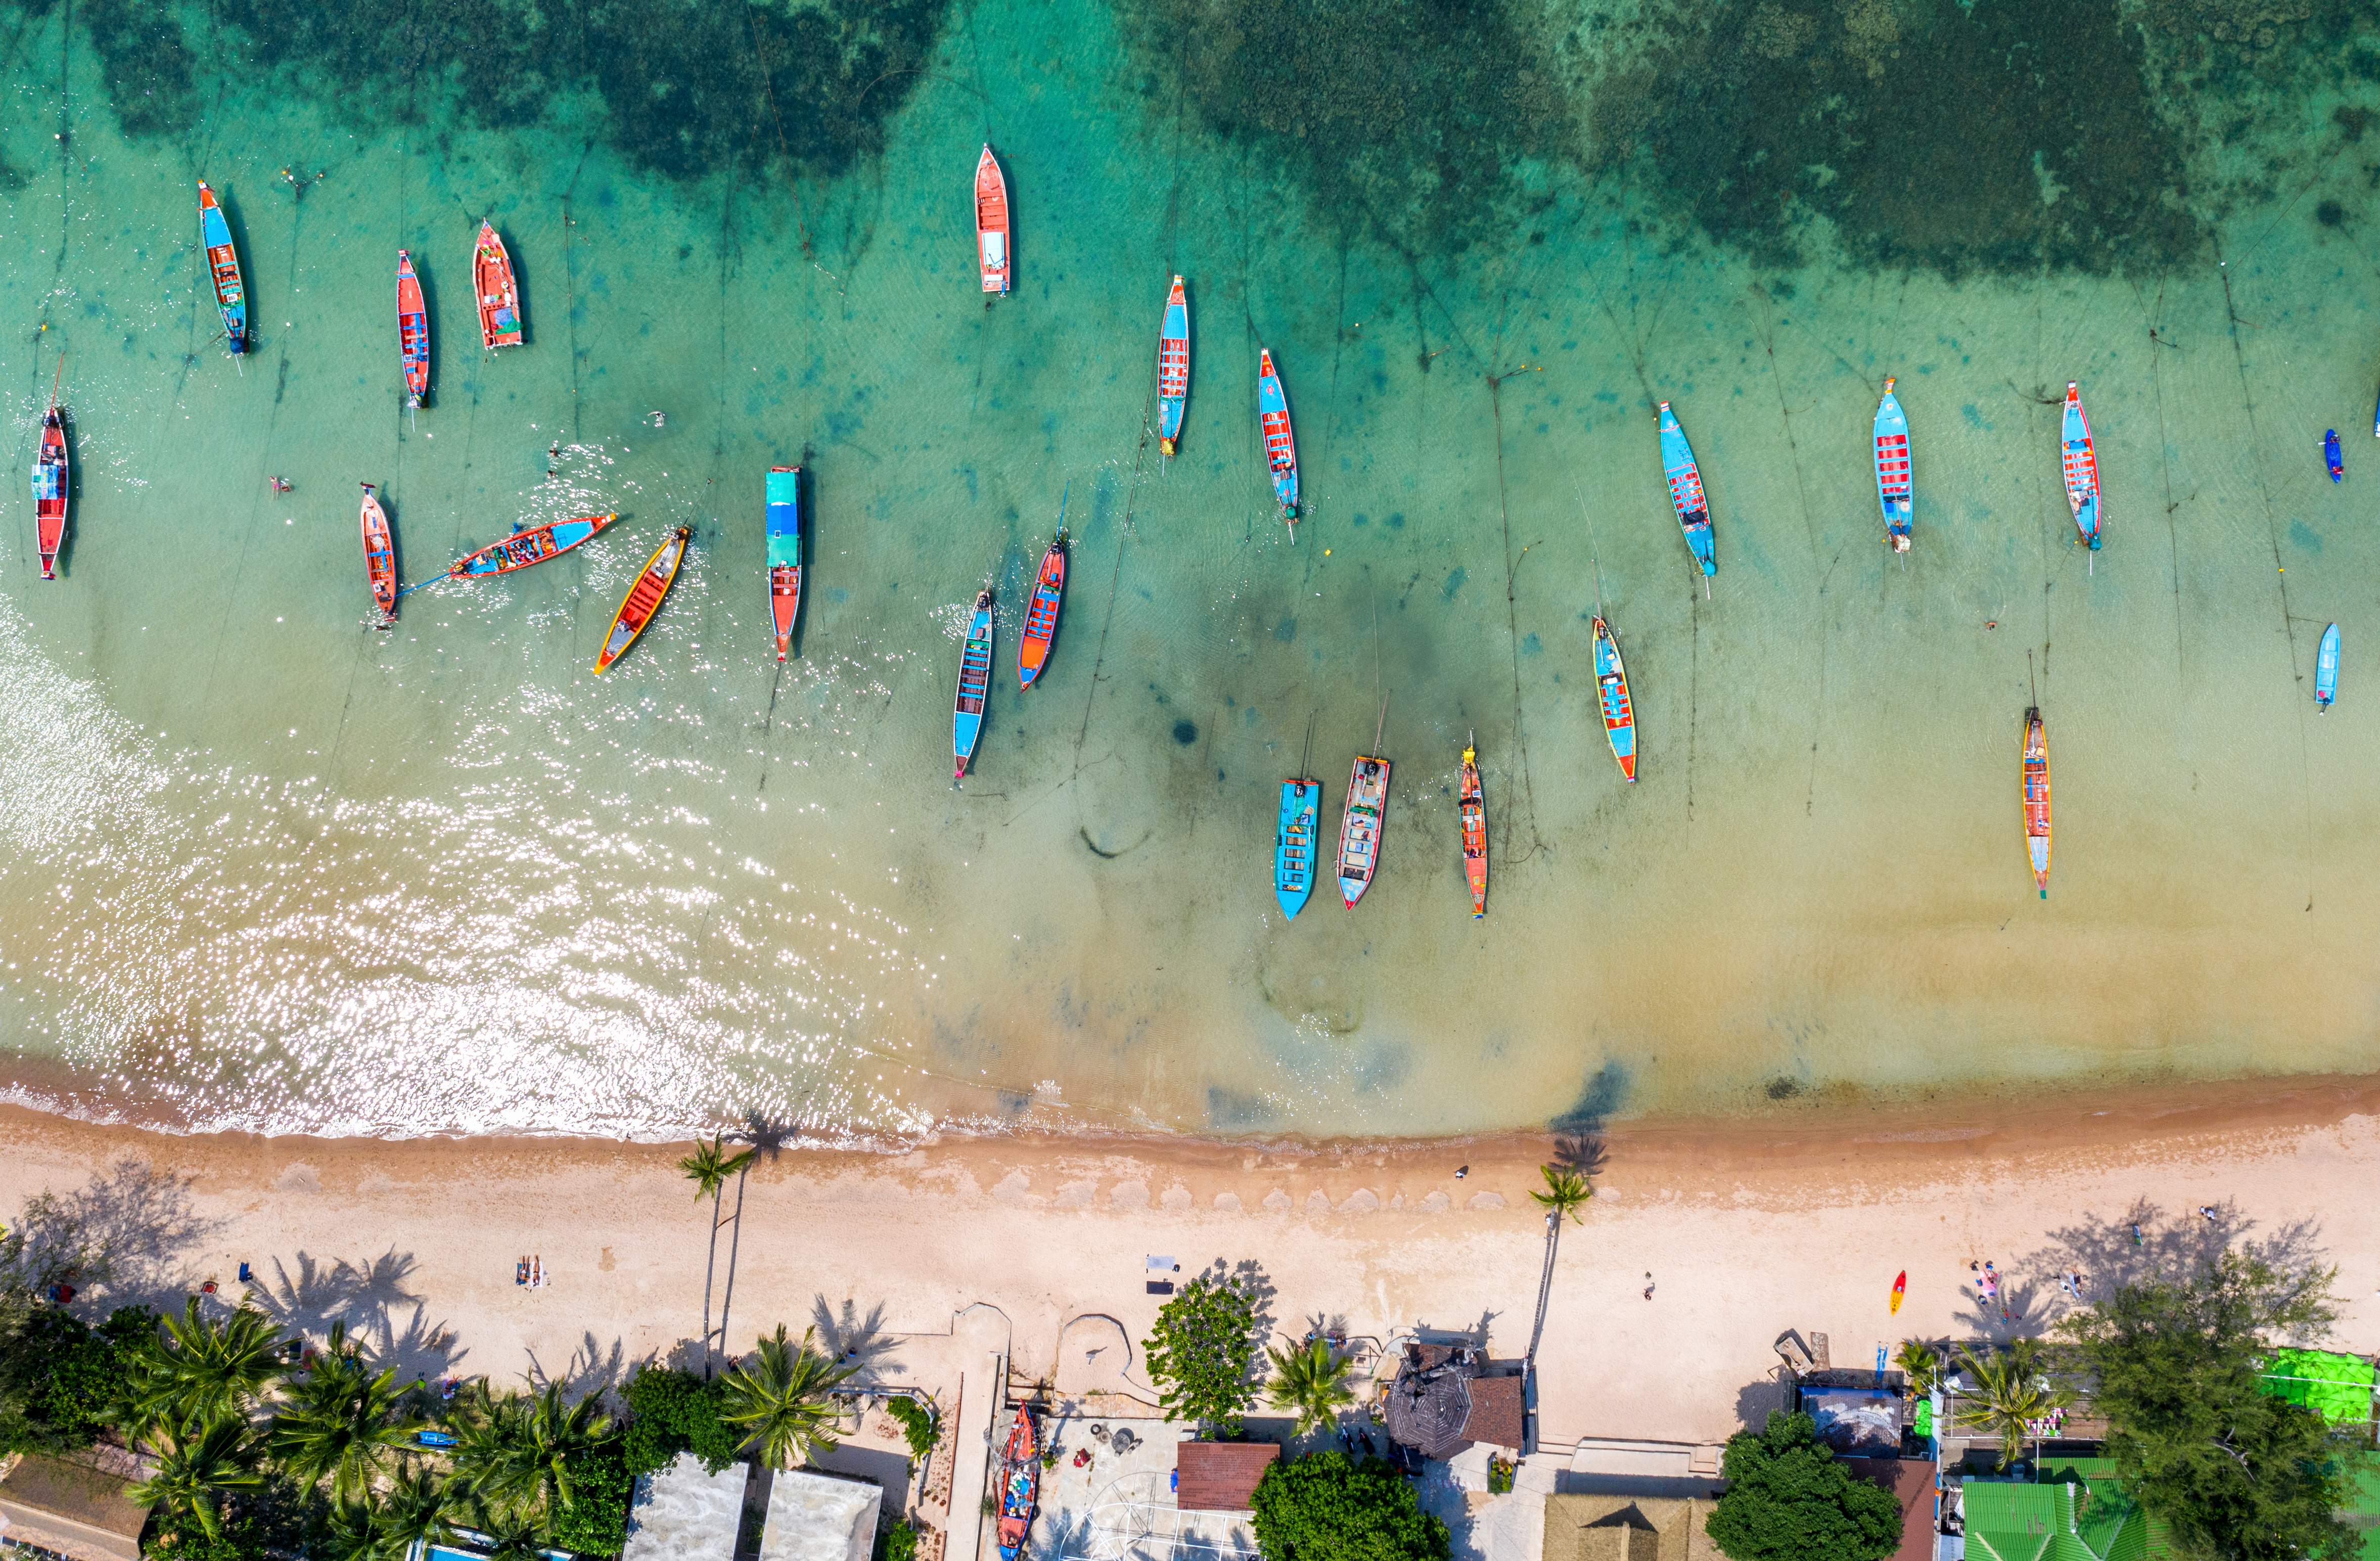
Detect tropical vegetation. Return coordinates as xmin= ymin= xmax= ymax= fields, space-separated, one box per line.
xmin=717 ymin=1324 xmax=857 ymax=1469
xmin=1703 ymin=1411 xmax=1901 ymax=1561
xmin=1951 ymin=1339 xmax=2072 ymax=1471
xmin=1264 ymin=1338 xmax=1356 ymax=1439
xmin=1142 ymin=1269 xmax=1262 ymax=1437
xmin=678 ymin=1133 xmax=755 ymax=1373
xmin=1249 ymin=1450 xmax=1450 ymax=1561
xmin=1525 ymin=1162 xmax=1594 ymax=1366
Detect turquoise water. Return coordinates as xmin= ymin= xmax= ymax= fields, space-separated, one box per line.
xmin=4 ymin=0 xmax=2380 ymax=1139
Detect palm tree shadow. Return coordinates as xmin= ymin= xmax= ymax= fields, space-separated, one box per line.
xmin=528 ymin=1332 xmax=627 ymax=1401
xmin=251 ymin=1252 xmax=357 ymax=1340
xmin=372 ymin=1300 xmax=468 ymax=1386
xmin=1550 ymin=1132 xmax=1608 ymax=1179
xmin=714 ymin=1109 xmax=807 ymax=1370
xmin=810 ymin=1298 xmax=899 ymax=1386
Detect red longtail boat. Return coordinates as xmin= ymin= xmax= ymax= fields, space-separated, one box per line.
xmin=1459 ymin=737 xmax=1487 ymax=918
xmin=360 ymin=483 xmax=397 ymax=627
xmin=475 ymin=222 xmax=523 ymax=348
xmin=767 ymin=466 xmax=802 ymax=661
xmin=2023 ymin=707 xmax=2052 ymax=898
xmin=975 ymin=147 xmax=1011 ymax=297
xmin=397 ymin=251 xmax=429 ymax=407
xmin=1019 ymin=526 xmax=1068 ymax=688
xmin=33 ymin=356 xmax=67 ymax=579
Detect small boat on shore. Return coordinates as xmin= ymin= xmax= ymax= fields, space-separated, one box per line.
xmin=1875 ymin=378 xmax=1912 ymax=552
xmin=1658 ymin=401 xmax=1715 ymax=576
xmin=2317 ymin=623 xmax=2340 ymax=711
xmin=975 ymin=147 xmax=1010 ymax=297
xmin=33 ymin=358 xmax=66 ymax=580
xmin=1338 ymin=754 xmax=1390 ymax=908
xmin=1019 ymin=526 xmax=1067 ymax=688
xmin=474 ymin=222 xmax=523 ymax=348
xmin=953 ymin=588 xmax=994 ymax=778
xmin=2061 ymin=382 xmax=2102 ymax=550
xmin=448 ymin=512 xmax=614 ymax=578
xmin=1276 ymin=777 xmax=1318 ymax=919
xmin=397 ymin=251 xmax=429 ymax=407
xmin=593 ymin=527 xmax=691 ymax=674
xmin=360 ymin=483 xmax=397 ymax=627
xmin=198 ymin=182 xmax=248 ymax=355
xmin=1156 ymin=277 xmax=1189 ymax=455
xmin=1592 ymin=617 xmax=1636 ymax=782
xmin=1258 ymin=348 xmax=1299 ymax=533
xmin=2023 ymin=707 xmax=2052 ymax=898
xmin=2325 ymin=429 xmax=2343 ymax=482
xmin=1459 ymin=737 xmax=1487 ymax=919
xmin=767 ymin=466 xmax=802 ymax=660
xmin=995 ymin=1407 xmax=1036 ymax=1561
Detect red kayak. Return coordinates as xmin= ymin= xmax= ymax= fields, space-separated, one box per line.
xmin=360 ymin=483 xmax=397 ymax=626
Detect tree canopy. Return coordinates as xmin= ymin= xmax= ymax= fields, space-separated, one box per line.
xmin=1704 ymin=1412 xmax=1901 ymax=1561
xmin=1142 ymin=1270 xmax=1261 ymax=1437
xmin=1249 ymin=1451 xmax=1450 ymax=1561
xmin=2060 ymin=1250 xmax=2367 ymax=1561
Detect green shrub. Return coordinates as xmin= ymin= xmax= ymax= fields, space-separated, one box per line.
xmin=552 ymin=1437 xmax=636 ymax=1557
xmin=885 ymin=1396 xmax=938 ymax=1461
xmin=1 ymin=1305 xmax=155 ymax=1454
xmin=1251 ymin=1452 xmax=1449 ymax=1561
xmin=621 ymin=1366 xmax=741 ymax=1475
xmin=872 ymin=1516 xmax=918 ymax=1561
xmin=1487 ymin=1456 xmax=1515 ymax=1495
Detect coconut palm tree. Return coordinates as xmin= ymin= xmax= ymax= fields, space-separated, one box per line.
xmin=1264 ymin=1338 xmax=1356 ymax=1439
xmin=1894 ymin=1340 xmax=1944 ymax=1395
xmin=464 ymin=1495 xmax=553 ymax=1561
xmin=1525 ymin=1164 xmax=1594 ymax=1368
xmin=268 ymin=1322 xmax=419 ymax=1500
xmin=371 ymin=1460 xmax=459 ymax=1558
xmin=1955 ymin=1342 xmax=2072 ymax=1468
xmin=447 ymin=1382 xmax=543 ymax=1519
xmin=126 ymin=1299 xmax=288 ymax=1434
xmin=520 ymin=1380 xmax=616 ymax=1510
xmin=679 ymin=1133 xmax=755 ymax=1372
xmin=129 ymin=1415 xmax=264 ymax=1543
xmin=718 ymin=1324 xmax=857 ymax=1469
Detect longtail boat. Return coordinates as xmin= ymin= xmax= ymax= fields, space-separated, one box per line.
xmin=448 ymin=512 xmax=614 ymax=578
xmin=2325 ymin=429 xmax=2343 ymax=483
xmin=593 ymin=527 xmax=691 ymax=674
xmin=397 ymin=251 xmax=429 ymax=408
xmin=474 ymin=222 xmax=523 ymax=348
xmin=1258 ymin=347 xmax=1299 ymax=533
xmin=1875 ymin=377 xmax=1912 ymax=553
xmin=1592 ymin=616 xmax=1636 ymax=782
xmin=2061 ymin=382 xmax=2102 ymax=550
xmin=32 ymin=358 xmax=66 ymax=580
xmin=1459 ymin=737 xmax=1487 ymax=919
xmin=1156 ymin=277 xmax=1189 ymax=455
xmin=1338 ymin=754 xmax=1390 ymax=908
xmin=767 ymin=466 xmax=802 ymax=660
xmin=197 ymin=182 xmax=248 ymax=355
xmin=1276 ymin=778 xmax=1318 ymax=919
xmin=360 ymin=483 xmax=397 ymax=627
xmin=1018 ymin=523 xmax=1067 ymax=689
xmin=953 ymin=588 xmax=994 ymax=779
xmin=994 ymin=1407 xmax=1036 ymax=1561
xmin=2317 ymin=623 xmax=2340 ymax=711
xmin=2023 ymin=707 xmax=2052 ymax=898
xmin=1658 ymin=401 xmax=1715 ymax=576
xmin=975 ymin=147 xmax=1010 ymax=297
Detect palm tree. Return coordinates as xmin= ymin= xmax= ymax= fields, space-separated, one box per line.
xmin=718 ymin=1324 xmax=857 ymax=1469
xmin=1525 ymin=1164 xmax=1594 ymax=1367
xmin=521 ymin=1380 xmax=616 ymax=1510
xmin=126 ymin=1299 xmax=288 ymax=1434
xmin=130 ymin=1416 xmax=264 ymax=1543
xmin=268 ymin=1322 xmax=419 ymax=1500
xmin=1894 ymin=1340 xmax=1944 ymax=1395
xmin=716 ymin=1114 xmax=797 ymax=1371
xmin=680 ymin=1133 xmax=755 ymax=1372
xmin=1955 ymin=1342 xmax=2073 ymax=1468
xmin=371 ymin=1460 xmax=459 ymax=1558
xmin=1264 ymin=1338 xmax=1356 ymax=1439
xmin=464 ymin=1495 xmax=553 ymax=1561
xmin=448 ymin=1383 xmax=543 ymax=1520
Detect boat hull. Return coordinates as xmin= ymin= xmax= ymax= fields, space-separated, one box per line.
xmin=475 ymin=223 xmax=524 ymax=348
xmin=33 ymin=408 xmax=66 ymax=580
xmin=2023 ymin=708 xmax=2052 ymax=898
xmin=1337 ymin=756 xmax=1390 ymax=907
xmin=1275 ymin=779 xmax=1318 ymax=919
xmin=1258 ymin=348 xmax=1298 ymax=522
xmin=2325 ymin=429 xmax=2343 ymax=482
xmin=767 ymin=466 xmax=802 ymax=660
xmin=449 ymin=512 xmax=614 ymax=577
xmin=976 ymin=147 xmax=1011 ymax=295
xmin=995 ymin=1408 xmax=1036 ymax=1561
xmin=1592 ymin=617 xmax=1636 ymax=782
xmin=953 ymin=592 xmax=994 ymax=777
xmin=1019 ymin=534 xmax=1067 ymax=687
xmin=2061 ymin=383 xmax=2102 ymax=550
xmin=398 ymin=251 xmax=429 ymax=408
xmin=1459 ymin=748 xmax=1487 ymax=918
xmin=1157 ymin=277 xmax=1189 ymax=454
xmin=1658 ymin=402 xmax=1715 ymax=575
xmin=1874 ymin=379 xmax=1912 ymax=549
xmin=198 ymin=183 xmax=247 ymax=355
xmin=360 ymin=484 xmax=397 ymax=625
xmin=594 ymin=528 xmax=691 ymax=674
xmin=2317 ymin=623 xmax=2340 ymax=710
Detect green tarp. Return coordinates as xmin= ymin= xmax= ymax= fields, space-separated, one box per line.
xmin=2263 ymin=1348 xmax=2378 ymax=1427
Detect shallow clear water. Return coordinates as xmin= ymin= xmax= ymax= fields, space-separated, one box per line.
xmin=4 ymin=0 xmax=2380 ymax=1139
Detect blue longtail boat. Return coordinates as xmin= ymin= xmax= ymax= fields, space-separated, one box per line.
xmin=1592 ymin=616 xmax=1637 ymax=782
xmin=1875 ymin=378 xmax=1912 ymax=552
xmin=447 ymin=513 xmax=614 ymax=578
xmin=2317 ymin=623 xmax=2340 ymax=711
xmin=767 ymin=466 xmax=802 ymax=660
xmin=2324 ymin=429 xmax=2343 ymax=482
xmin=198 ymin=182 xmax=247 ymax=355
xmin=952 ymin=588 xmax=993 ymax=779
xmin=1258 ymin=347 xmax=1299 ymax=535
xmin=1658 ymin=401 xmax=1715 ymax=576
xmin=2061 ymin=382 xmax=2103 ymax=550
xmin=1275 ymin=779 xmax=1318 ymax=919
xmin=1156 ymin=277 xmax=1189 ymax=455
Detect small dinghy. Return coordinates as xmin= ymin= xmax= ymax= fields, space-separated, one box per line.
xmin=2023 ymin=707 xmax=2052 ymax=898
xmin=397 ymin=251 xmax=429 ymax=408
xmin=32 ymin=358 xmax=66 ymax=579
xmin=198 ymin=182 xmax=248 ymax=355
xmin=475 ymin=222 xmax=524 ymax=348
xmin=1156 ymin=276 xmax=1189 ymax=455
xmin=1459 ymin=737 xmax=1487 ymax=919
xmin=593 ymin=527 xmax=691 ymax=674
xmin=767 ymin=466 xmax=802 ymax=660
xmin=1018 ymin=525 xmax=1068 ymax=688
xmin=360 ymin=483 xmax=397 ymax=627
xmin=1658 ymin=401 xmax=1715 ymax=576
xmin=1592 ymin=616 xmax=1637 ymax=782
xmin=2325 ymin=429 xmax=2343 ymax=483
xmin=1258 ymin=347 xmax=1299 ymax=534
xmin=975 ymin=147 xmax=1011 ymax=297
xmin=953 ymin=588 xmax=994 ymax=778
xmin=1875 ymin=377 xmax=1912 ymax=552
xmin=448 ymin=513 xmax=614 ymax=578
xmin=2061 ymin=382 xmax=2102 ymax=550
xmin=2317 ymin=623 xmax=2340 ymax=711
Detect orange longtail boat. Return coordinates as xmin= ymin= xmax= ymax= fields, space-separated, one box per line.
xmin=360 ymin=483 xmax=397 ymax=627
xmin=474 ymin=222 xmax=524 ymax=348
xmin=975 ymin=147 xmax=1010 ymax=296
xmin=593 ymin=528 xmax=691 ymax=674
xmin=1459 ymin=736 xmax=1487 ymax=918
xmin=2023 ymin=707 xmax=2051 ymax=898
xmin=1019 ymin=527 xmax=1068 ymax=688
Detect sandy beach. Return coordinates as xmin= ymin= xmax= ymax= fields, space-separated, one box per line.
xmin=7 ymin=1075 xmax=2379 ymax=1446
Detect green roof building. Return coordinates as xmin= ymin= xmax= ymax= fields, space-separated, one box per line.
xmin=1962 ymin=1464 xmax=2170 ymax=1561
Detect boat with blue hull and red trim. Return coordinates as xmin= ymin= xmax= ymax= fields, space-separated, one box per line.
xmin=1276 ymin=778 xmax=1317 ymax=919
xmin=33 ymin=357 xmax=66 ymax=579
xmin=2062 ymin=382 xmax=2103 ymax=550
xmin=768 ymin=466 xmax=802 ymax=660
xmin=448 ymin=513 xmax=614 ymax=578
xmin=1258 ymin=347 xmax=1299 ymax=536
xmin=1593 ymin=616 xmax=1637 ymax=782
xmin=199 ymin=182 xmax=247 ymax=355
xmin=1875 ymin=378 xmax=1912 ymax=552
xmin=2318 ymin=623 xmax=2341 ymax=711
xmin=1019 ymin=527 xmax=1067 ymax=688
xmin=953 ymin=588 xmax=994 ymax=778
xmin=1157 ymin=277 xmax=1189 ymax=455
xmin=1658 ymin=401 xmax=1715 ymax=576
